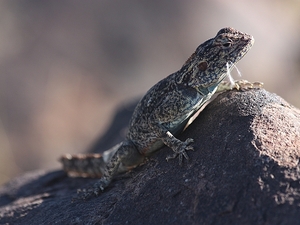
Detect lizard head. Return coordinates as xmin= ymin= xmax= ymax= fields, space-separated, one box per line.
xmin=177 ymin=27 xmax=254 ymax=88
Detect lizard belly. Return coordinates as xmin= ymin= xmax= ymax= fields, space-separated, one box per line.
xmin=165 ymin=83 xmax=219 ymax=135
xmin=144 ymin=87 xmax=217 ymax=155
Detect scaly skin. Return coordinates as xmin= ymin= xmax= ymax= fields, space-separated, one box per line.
xmin=60 ymin=27 xmax=262 ymax=198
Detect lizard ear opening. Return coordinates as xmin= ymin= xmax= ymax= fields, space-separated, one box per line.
xmin=198 ymin=61 xmax=208 ymax=71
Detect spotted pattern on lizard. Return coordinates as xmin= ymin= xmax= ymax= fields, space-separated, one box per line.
xmin=60 ymin=27 xmax=262 ymax=198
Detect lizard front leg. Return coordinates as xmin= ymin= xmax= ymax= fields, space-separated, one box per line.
xmin=148 ymin=117 xmax=194 ymax=166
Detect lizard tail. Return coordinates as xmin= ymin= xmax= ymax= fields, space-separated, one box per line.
xmin=60 ymin=153 xmax=106 ymax=178
xmin=59 ymin=143 xmax=122 ymax=178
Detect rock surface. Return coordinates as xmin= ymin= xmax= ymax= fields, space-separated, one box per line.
xmin=1 ymin=89 xmax=300 ymax=225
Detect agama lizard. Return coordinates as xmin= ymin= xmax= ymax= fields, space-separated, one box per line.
xmin=60 ymin=27 xmax=262 ymax=198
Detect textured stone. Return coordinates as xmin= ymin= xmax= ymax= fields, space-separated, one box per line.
xmin=1 ymin=89 xmax=300 ymax=225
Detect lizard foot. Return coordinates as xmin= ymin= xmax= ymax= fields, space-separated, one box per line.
xmin=74 ymin=188 xmax=95 ymax=201
xmin=233 ymin=80 xmax=264 ymax=90
xmin=92 ymin=178 xmax=109 ymax=194
xmin=217 ymin=80 xmax=263 ymax=92
xmin=166 ymin=138 xmax=194 ymax=166
xmin=73 ymin=177 xmax=110 ymax=201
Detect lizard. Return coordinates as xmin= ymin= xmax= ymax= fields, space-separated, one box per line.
xmin=60 ymin=27 xmax=262 ymax=198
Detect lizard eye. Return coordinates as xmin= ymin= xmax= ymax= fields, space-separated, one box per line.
xmin=198 ymin=61 xmax=208 ymax=71
xmin=222 ymin=39 xmax=233 ymax=48
xmin=222 ymin=42 xmax=232 ymax=48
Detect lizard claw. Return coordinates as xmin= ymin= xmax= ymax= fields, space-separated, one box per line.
xmin=166 ymin=138 xmax=194 ymax=166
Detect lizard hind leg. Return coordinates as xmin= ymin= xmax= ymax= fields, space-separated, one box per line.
xmin=85 ymin=140 xmax=145 ymax=197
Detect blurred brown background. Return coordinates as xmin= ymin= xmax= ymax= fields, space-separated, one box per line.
xmin=0 ymin=0 xmax=300 ymax=185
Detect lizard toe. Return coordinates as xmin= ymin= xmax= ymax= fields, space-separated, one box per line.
xmin=166 ymin=138 xmax=194 ymax=165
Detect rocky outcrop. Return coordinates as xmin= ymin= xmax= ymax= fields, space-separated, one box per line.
xmin=1 ymin=89 xmax=300 ymax=225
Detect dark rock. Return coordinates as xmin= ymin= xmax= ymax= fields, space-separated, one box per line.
xmin=1 ymin=89 xmax=300 ymax=225
xmin=87 ymin=99 xmax=138 ymax=154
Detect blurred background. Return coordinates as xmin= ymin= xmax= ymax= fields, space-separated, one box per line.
xmin=0 ymin=0 xmax=300 ymax=185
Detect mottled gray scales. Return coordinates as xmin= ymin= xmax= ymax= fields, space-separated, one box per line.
xmin=60 ymin=154 xmax=105 ymax=178
xmin=60 ymin=27 xmax=262 ymax=198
